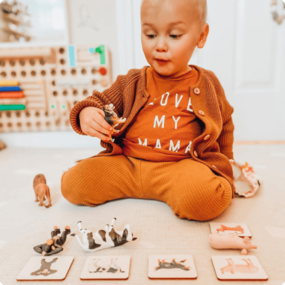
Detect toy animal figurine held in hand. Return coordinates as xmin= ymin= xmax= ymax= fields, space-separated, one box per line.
xmin=34 ymin=226 xmax=71 ymax=256
xmin=71 ymin=218 xmax=137 ymax=252
xmin=209 ymin=232 xmax=257 ymax=255
xmin=103 ymin=103 xmax=126 ymax=141
xmin=33 ymin=174 xmax=51 ymax=208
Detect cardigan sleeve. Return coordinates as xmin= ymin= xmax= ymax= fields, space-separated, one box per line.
xmin=69 ymin=74 xmax=127 ymax=135
xmin=216 ymin=85 xmax=235 ymax=160
xmin=207 ymin=70 xmax=235 ymax=160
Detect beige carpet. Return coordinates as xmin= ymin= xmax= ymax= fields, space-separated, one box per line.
xmin=0 ymin=144 xmax=285 ymax=284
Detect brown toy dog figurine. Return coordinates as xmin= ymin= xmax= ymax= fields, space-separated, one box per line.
xmin=33 ymin=174 xmax=52 ymax=208
xmin=103 ymin=104 xmax=126 ymax=142
xmin=0 ymin=140 xmax=6 ymax=151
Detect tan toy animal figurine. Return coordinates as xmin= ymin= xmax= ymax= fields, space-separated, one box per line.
xmin=103 ymin=103 xmax=126 ymax=142
xmin=209 ymin=232 xmax=257 ymax=255
xmin=33 ymin=174 xmax=52 ymax=208
xmin=0 ymin=140 xmax=6 ymax=151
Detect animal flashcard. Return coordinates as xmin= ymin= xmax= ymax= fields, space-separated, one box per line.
xmin=17 ymin=256 xmax=74 ymax=281
xmin=71 ymin=217 xmax=136 ymax=252
xmin=210 ymin=223 xmax=252 ymax=237
xmin=148 ymin=255 xmax=197 ymax=279
xmin=211 ymin=255 xmax=268 ymax=281
xmin=80 ymin=256 xmax=131 ymax=280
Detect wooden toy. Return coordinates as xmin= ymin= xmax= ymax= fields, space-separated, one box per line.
xmin=209 ymin=233 xmax=257 ymax=255
xmin=71 ymin=218 xmax=137 ymax=253
xmin=103 ymin=103 xmax=126 ymax=142
xmin=0 ymin=44 xmax=112 ymax=132
xmin=210 ymin=223 xmax=252 ymax=237
xmin=0 ymin=0 xmax=31 ymax=42
xmin=211 ymin=256 xmax=268 ymax=281
xmin=0 ymin=140 xmax=6 ymax=150
xmin=33 ymin=174 xmax=51 ymax=208
xmin=148 ymin=255 xmax=197 ymax=279
xmin=16 ymin=256 xmax=74 ymax=281
xmin=33 ymin=225 xmax=71 ymax=256
xmin=80 ymin=256 xmax=131 ymax=280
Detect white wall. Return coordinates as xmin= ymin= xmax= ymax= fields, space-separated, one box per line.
xmin=67 ymin=0 xmax=120 ymax=81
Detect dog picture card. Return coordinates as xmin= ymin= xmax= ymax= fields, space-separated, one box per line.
xmin=17 ymin=256 xmax=74 ymax=281
xmin=210 ymin=223 xmax=252 ymax=237
xmin=148 ymin=255 xmax=197 ymax=279
xmin=80 ymin=255 xmax=131 ymax=280
xmin=211 ymin=255 xmax=268 ymax=281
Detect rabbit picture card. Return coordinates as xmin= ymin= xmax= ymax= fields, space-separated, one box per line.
xmin=211 ymin=255 xmax=268 ymax=281
xmin=148 ymin=255 xmax=197 ymax=279
xmin=80 ymin=256 xmax=131 ymax=280
xmin=210 ymin=223 xmax=252 ymax=237
xmin=16 ymin=256 xmax=74 ymax=281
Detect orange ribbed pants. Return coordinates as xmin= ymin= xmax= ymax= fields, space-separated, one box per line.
xmin=61 ymin=154 xmax=232 ymax=221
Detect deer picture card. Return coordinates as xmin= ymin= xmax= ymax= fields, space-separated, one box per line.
xmin=80 ymin=256 xmax=131 ymax=280
xmin=148 ymin=255 xmax=197 ymax=279
xmin=71 ymin=218 xmax=137 ymax=253
xmin=16 ymin=256 xmax=74 ymax=281
xmin=210 ymin=223 xmax=252 ymax=237
xmin=211 ymin=255 xmax=268 ymax=281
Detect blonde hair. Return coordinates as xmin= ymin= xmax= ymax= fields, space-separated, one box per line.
xmin=141 ymin=0 xmax=208 ymax=25
xmin=196 ymin=0 xmax=208 ymax=24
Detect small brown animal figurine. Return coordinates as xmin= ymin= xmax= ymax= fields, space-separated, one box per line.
xmin=33 ymin=174 xmax=51 ymax=208
xmin=33 ymin=226 xmax=71 ymax=256
xmin=103 ymin=104 xmax=126 ymax=140
xmin=0 ymin=140 xmax=6 ymax=151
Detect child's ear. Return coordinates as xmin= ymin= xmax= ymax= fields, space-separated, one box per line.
xmin=197 ymin=23 xmax=209 ymax=49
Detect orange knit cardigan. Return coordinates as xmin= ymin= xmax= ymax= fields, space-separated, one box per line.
xmin=70 ymin=65 xmax=235 ymax=198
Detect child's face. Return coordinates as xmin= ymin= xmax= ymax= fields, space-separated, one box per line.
xmin=141 ymin=0 xmax=208 ymax=76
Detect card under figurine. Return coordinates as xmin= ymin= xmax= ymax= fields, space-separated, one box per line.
xmin=148 ymin=255 xmax=197 ymax=279
xmin=211 ymin=255 xmax=268 ymax=281
xmin=17 ymin=256 xmax=74 ymax=281
xmin=210 ymin=223 xmax=252 ymax=237
xmin=80 ymin=256 xmax=131 ymax=280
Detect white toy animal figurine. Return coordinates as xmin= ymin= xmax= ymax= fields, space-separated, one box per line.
xmin=71 ymin=218 xmax=136 ymax=252
xmin=209 ymin=232 xmax=257 ymax=255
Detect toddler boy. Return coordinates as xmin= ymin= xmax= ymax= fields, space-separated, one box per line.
xmin=61 ymin=0 xmax=234 ymax=221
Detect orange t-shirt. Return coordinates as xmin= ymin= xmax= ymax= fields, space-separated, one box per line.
xmin=122 ymin=66 xmax=203 ymax=162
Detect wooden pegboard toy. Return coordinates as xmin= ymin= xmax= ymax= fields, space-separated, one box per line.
xmin=0 ymin=44 xmax=112 ymax=132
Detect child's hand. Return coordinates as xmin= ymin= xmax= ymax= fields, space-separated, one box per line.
xmin=79 ymin=107 xmax=113 ymax=141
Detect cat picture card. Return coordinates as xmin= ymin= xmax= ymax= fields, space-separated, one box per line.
xmin=16 ymin=256 xmax=74 ymax=281
xmin=210 ymin=223 xmax=252 ymax=237
xmin=211 ymin=255 xmax=268 ymax=281
xmin=80 ymin=255 xmax=131 ymax=280
xmin=148 ymin=255 xmax=197 ymax=279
